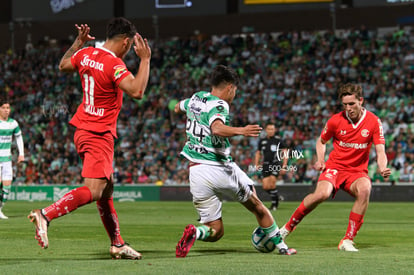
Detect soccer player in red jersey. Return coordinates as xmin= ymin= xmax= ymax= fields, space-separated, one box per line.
xmin=28 ymin=17 xmax=151 ymax=259
xmin=280 ymin=83 xmax=391 ymax=252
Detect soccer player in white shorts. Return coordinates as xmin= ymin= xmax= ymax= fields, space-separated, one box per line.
xmin=0 ymin=99 xmax=25 ymax=219
xmin=174 ymin=65 xmax=296 ymax=257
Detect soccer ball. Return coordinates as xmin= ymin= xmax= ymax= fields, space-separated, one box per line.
xmin=251 ymin=226 xmax=276 ymax=253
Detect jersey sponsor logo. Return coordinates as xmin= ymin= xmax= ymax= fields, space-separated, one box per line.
xmin=193 ymin=94 xmax=208 ymax=103
xmin=339 ymin=140 xmax=368 ymax=149
xmin=190 ymin=103 xmax=202 ymax=115
xmin=0 ymin=136 xmax=12 ymax=142
xmin=361 ymin=129 xmax=369 ymax=137
xmin=188 ymin=143 xmax=208 ymax=154
xmin=113 ymin=65 xmax=128 ymax=80
xmin=80 ymin=55 xmax=104 ymax=71
xmin=84 ymin=104 xmax=105 ymax=117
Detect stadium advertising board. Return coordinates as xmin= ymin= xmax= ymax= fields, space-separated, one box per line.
xmin=9 ymin=185 xmax=160 ymax=202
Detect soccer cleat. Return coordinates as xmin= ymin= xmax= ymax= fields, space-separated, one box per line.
xmin=279 ymin=224 xmax=291 ymax=240
xmin=0 ymin=209 xmax=8 ymax=219
xmin=28 ymin=209 xmax=49 ymax=249
xmin=176 ymin=224 xmax=197 ymax=258
xmin=338 ymin=238 xmax=359 ymax=252
xmin=279 ymin=248 xmax=297 ymax=255
xmin=110 ymin=243 xmax=142 ymax=260
xmin=268 ymin=204 xmax=278 ymax=211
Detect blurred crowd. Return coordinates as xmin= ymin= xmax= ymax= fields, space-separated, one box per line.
xmin=0 ymin=25 xmax=413 ymax=186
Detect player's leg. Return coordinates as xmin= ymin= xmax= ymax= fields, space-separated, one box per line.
xmin=338 ymin=176 xmax=371 ymax=252
xmin=230 ymin=163 xmax=295 ymax=255
xmin=28 ymin=179 xmax=101 ymax=249
xmin=0 ymin=162 xmax=14 ymax=219
xmin=176 ymin=164 xmax=224 ymax=257
xmin=262 ymin=174 xmax=278 ymax=210
xmin=0 ymin=180 xmax=11 ymax=219
xmin=96 ymin=177 xmax=141 ymax=260
xmin=281 ymin=180 xmax=333 ymax=239
xmin=241 ymin=192 xmax=295 ymax=255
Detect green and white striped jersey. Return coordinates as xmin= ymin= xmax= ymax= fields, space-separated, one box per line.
xmin=0 ymin=118 xmax=22 ymax=162
xmin=179 ymin=91 xmax=233 ymax=165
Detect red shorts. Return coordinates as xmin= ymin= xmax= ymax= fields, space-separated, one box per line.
xmin=318 ymin=168 xmax=370 ymax=198
xmin=74 ymin=129 xmax=114 ymax=180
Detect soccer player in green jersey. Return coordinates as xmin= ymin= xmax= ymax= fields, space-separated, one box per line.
xmin=174 ymin=65 xmax=296 ymax=257
xmin=0 ymin=97 xmax=25 ymax=219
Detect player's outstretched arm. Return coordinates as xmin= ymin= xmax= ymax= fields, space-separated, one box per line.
xmin=375 ymin=144 xmax=391 ymax=180
xmin=59 ymin=24 xmax=95 ymax=72
xmin=211 ymin=120 xmax=262 ymax=137
xmin=174 ymin=101 xmax=186 ymax=114
xmin=120 ymin=33 xmax=151 ymax=99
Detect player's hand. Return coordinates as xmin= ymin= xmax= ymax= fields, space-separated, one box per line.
xmin=17 ymin=155 xmax=25 ymax=163
xmin=313 ymin=160 xmax=325 ymax=171
xmin=75 ymin=24 xmax=95 ymax=44
xmin=133 ymin=33 xmax=151 ymax=60
xmin=380 ymin=167 xmax=391 ymax=181
xmin=242 ymin=125 xmax=262 ymax=137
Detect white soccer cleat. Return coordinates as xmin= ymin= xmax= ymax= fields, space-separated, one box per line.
xmin=0 ymin=209 xmax=9 ymax=220
xmin=338 ymin=239 xmax=359 ymax=252
xmin=0 ymin=209 xmax=8 ymax=219
xmin=28 ymin=209 xmax=49 ymax=249
xmin=110 ymin=243 xmax=142 ymax=260
xmin=279 ymin=224 xmax=291 ymax=240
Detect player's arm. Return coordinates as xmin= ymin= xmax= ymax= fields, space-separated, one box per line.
xmin=375 ymin=144 xmax=391 ymax=180
xmin=314 ymin=136 xmax=327 ymax=171
xmin=174 ymin=99 xmax=189 ymax=114
xmin=211 ymin=119 xmax=262 ymax=137
xmin=59 ymin=24 xmax=95 ymax=72
xmin=15 ymin=132 xmax=25 ymax=163
xmin=119 ymin=34 xmax=151 ymax=99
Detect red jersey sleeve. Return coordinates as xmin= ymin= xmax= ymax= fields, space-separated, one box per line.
xmin=111 ymin=61 xmax=131 ymax=87
xmin=320 ymin=117 xmax=336 ymax=142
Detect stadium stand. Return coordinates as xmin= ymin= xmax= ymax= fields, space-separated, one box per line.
xmin=1 ymin=25 xmax=413 ymax=185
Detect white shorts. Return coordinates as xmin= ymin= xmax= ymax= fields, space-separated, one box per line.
xmin=189 ymin=162 xmax=254 ymax=223
xmin=0 ymin=161 xmax=13 ymax=181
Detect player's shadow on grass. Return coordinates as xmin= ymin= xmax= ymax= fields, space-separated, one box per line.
xmin=187 ymin=248 xmax=256 ymax=257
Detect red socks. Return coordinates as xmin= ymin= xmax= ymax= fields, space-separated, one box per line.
xmin=97 ymin=197 xmax=124 ymax=246
xmin=345 ymin=211 xmax=364 ymax=240
xmin=285 ymin=201 xmax=312 ymax=231
xmin=43 ymin=186 xmax=93 ymax=222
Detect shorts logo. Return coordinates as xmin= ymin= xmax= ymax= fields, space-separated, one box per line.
xmin=361 ymin=129 xmax=369 ymax=137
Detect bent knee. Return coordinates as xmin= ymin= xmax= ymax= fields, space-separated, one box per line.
xmin=313 ymin=191 xmax=331 ymax=202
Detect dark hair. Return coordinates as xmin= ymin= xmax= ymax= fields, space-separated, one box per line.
xmin=0 ymin=96 xmax=10 ymax=106
xmin=210 ymin=65 xmax=239 ymax=88
xmin=338 ymin=83 xmax=363 ymax=100
xmin=106 ymin=17 xmax=136 ymax=39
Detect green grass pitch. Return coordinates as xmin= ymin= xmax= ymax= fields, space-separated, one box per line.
xmin=0 ymin=201 xmax=413 ymax=274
